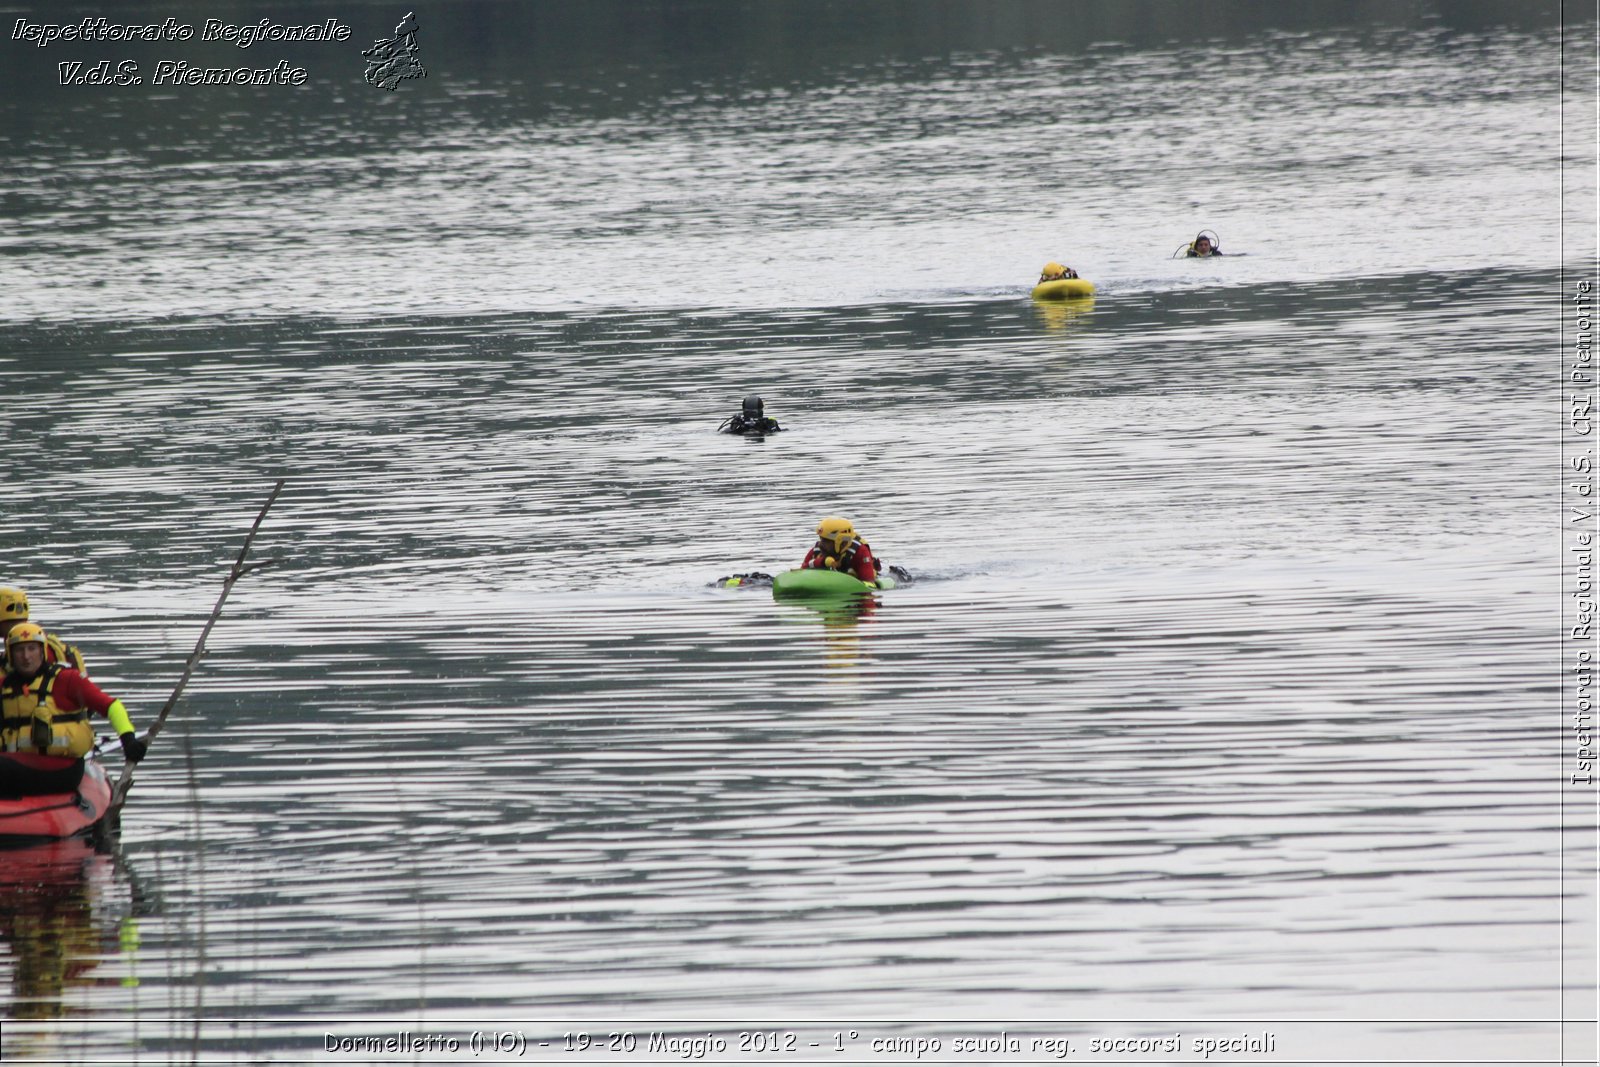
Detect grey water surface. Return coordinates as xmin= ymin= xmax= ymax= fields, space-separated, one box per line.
xmin=0 ymin=1 xmax=1591 ymax=1063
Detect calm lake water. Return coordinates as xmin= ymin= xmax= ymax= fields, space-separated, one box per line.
xmin=1 ymin=1 xmax=1593 ymax=1064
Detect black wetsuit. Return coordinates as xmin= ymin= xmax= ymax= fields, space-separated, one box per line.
xmin=720 ymin=415 xmax=782 ymax=435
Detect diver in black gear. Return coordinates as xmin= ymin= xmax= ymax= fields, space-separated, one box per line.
xmin=711 ymin=572 xmax=774 ymax=588
xmin=1178 ymin=230 xmax=1224 ymax=258
xmin=719 ymin=396 xmax=783 ymax=436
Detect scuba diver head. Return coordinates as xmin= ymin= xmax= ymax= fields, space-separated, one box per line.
xmin=1039 ymin=261 xmax=1068 ymax=282
xmin=1189 ymin=230 xmax=1220 ymax=257
xmin=742 ymin=396 xmax=765 ymax=420
xmin=816 ymin=516 xmax=858 ymax=556
xmin=5 ymin=621 xmax=47 ymax=678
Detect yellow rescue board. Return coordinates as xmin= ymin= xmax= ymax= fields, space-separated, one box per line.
xmin=1030 ymin=278 xmax=1095 ymax=300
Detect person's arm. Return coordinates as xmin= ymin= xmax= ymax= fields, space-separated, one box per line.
xmin=54 ymin=670 xmax=114 ymax=717
xmin=55 ymin=671 xmax=146 ymax=761
xmin=855 ymin=546 xmax=878 ymax=583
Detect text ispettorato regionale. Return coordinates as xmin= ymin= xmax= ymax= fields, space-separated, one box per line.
xmin=12 ymin=17 xmax=353 ymax=49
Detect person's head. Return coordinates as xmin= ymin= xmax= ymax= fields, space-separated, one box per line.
xmin=742 ymin=396 xmax=764 ymax=419
xmin=1193 ymin=234 xmax=1213 ymax=254
xmin=0 ymin=586 xmax=28 ymax=640
xmin=5 ymin=621 xmax=46 ymax=677
xmin=816 ymin=516 xmax=857 ymax=554
xmin=1040 ymin=262 xmax=1067 ymax=281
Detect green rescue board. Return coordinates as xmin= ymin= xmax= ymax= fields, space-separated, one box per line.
xmin=771 ymin=569 xmax=897 ymax=598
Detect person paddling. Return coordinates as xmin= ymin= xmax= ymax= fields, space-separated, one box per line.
xmin=714 ymin=518 xmax=910 ymax=589
xmin=802 ymin=517 xmax=881 ymax=582
xmin=2 ymin=622 xmax=146 ymax=765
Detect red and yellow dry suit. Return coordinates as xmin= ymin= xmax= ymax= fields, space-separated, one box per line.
xmin=801 ymin=537 xmax=879 ymax=582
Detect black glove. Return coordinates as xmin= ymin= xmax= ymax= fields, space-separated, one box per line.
xmin=119 ymin=732 xmax=148 ymax=764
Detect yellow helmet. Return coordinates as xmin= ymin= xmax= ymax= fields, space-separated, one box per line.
xmin=1040 ymin=262 xmax=1067 ymax=280
xmin=5 ymin=621 xmax=45 ymax=656
xmin=0 ymin=587 xmax=28 ymax=622
xmin=816 ymin=516 xmax=857 ymax=552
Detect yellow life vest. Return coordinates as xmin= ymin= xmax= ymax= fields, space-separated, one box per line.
xmin=48 ymin=634 xmax=86 ymax=675
xmin=814 ymin=537 xmax=871 ymax=577
xmin=1 ymin=664 xmax=93 ymax=758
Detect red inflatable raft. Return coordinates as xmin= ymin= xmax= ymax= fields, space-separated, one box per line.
xmin=0 ymin=754 xmax=115 ymax=841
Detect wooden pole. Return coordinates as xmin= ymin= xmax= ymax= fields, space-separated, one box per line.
xmin=110 ymin=480 xmax=284 ymax=812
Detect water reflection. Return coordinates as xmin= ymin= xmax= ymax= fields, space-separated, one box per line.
xmin=0 ymin=838 xmax=139 ymax=1027
xmin=1030 ymin=295 xmax=1097 ymax=333
xmin=778 ymin=594 xmax=880 ymax=629
xmin=776 ymin=594 xmax=881 ymax=680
